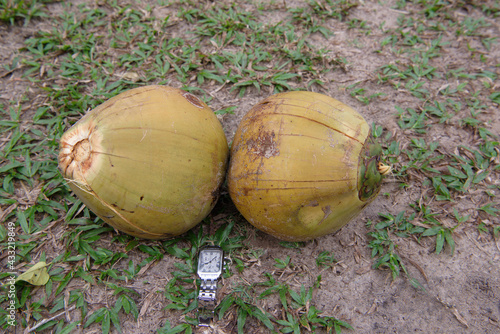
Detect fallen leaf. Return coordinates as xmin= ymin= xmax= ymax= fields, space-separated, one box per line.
xmin=16 ymin=261 xmax=50 ymax=286
xmin=122 ymin=72 xmax=139 ymax=81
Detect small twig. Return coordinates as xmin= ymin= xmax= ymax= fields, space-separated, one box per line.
xmin=388 ymin=8 xmax=410 ymax=15
xmin=435 ymin=297 xmax=469 ymax=328
xmin=465 ymin=231 xmax=491 ymax=256
xmin=210 ymin=80 xmax=229 ymax=96
xmin=26 ymin=305 xmax=76 ymax=333
xmin=400 ymin=254 xmax=428 ymax=283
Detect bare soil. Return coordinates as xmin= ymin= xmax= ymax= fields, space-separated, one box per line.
xmin=1 ymin=0 xmax=500 ymax=333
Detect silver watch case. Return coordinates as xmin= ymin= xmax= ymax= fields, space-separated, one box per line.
xmin=197 ymin=246 xmax=224 ymax=280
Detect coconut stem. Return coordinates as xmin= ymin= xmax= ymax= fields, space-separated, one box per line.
xmin=377 ymin=162 xmax=392 ymax=176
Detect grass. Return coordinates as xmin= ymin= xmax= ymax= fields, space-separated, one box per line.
xmin=367 ymin=0 xmax=500 ymax=281
xmin=0 ymin=0 xmax=50 ymax=25
xmin=0 ymin=0 xmax=499 ymax=333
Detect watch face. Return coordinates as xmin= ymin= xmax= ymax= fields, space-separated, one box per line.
xmin=198 ymin=248 xmax=223 ymax=274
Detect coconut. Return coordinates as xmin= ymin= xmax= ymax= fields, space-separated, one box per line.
xmin=228 ymin=91 xmax=390 ymax=241
xmin=59 ymin=86 xmax=228 ymax=239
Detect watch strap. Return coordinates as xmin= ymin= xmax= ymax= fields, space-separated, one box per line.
xmin=198 ymin=278 xmax=218 ymax=326
xmin=199 ymin=278 xmax=217 ymax=300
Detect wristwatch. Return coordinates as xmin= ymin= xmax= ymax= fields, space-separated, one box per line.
xmin=197 ymin=246 xmax=224 ymax=326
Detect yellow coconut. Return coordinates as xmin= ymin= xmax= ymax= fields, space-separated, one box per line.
xmin=59 ymin=86 xmax=228 ymax=239
xmin=228 ymin=91 xmax=389 ymax=241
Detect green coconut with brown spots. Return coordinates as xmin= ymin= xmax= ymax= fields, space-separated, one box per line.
xmin=228 ymin=91 xmax=391 ymax=241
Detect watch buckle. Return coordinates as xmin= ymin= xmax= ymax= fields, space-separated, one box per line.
xmin=198 ymin=308 xmax=214 ymax=327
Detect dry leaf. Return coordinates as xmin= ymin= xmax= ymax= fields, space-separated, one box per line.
xmin=16 ymin=261 xmax=50 ymax=286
